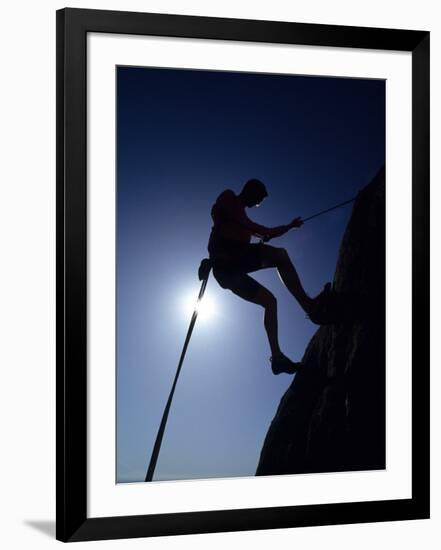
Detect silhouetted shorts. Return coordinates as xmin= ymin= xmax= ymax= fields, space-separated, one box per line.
xmin=210 ymin=242 xmax=266 ymax=300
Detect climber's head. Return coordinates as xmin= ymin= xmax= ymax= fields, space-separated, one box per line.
xmin=239 ymin=178 xmax=268 ymax=207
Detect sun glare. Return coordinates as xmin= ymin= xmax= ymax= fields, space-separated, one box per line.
xmin=182 ymin=290 xmax=217 ymax=321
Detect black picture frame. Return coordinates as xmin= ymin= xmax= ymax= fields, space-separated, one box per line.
xmin=56 ymin=7 xmax=430 ymax=542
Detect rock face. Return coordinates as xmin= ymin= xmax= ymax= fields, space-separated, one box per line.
xmin=256 ymin=167 xmax=386 ymax=476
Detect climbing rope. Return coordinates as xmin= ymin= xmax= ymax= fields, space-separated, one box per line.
xmin=145 ymin=261 xmax=211 ymax=482
xmin=302 ymin=196 xmax=356 ymax=223
xmin=260 ymin=195 xmax=357 ymax=243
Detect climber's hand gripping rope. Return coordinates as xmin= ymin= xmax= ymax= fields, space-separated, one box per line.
xmin=259 ymin=196 xmax=357 ymax=244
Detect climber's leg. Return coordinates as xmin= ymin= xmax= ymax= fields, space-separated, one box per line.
xmin=253 ymin=244 xmax=333 ymax=324
xmin=222 ymin=272 xmax=282 ymax=357
xmin=257 ymin=245 xmax=313 ymax=312
xmin=216 ymin=272 xmax=299 ymax=374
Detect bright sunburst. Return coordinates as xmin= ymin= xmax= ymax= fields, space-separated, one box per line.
xmin=182 ymin=290 xmax=217 ymax=321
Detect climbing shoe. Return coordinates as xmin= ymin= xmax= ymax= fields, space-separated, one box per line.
xmin=270 ymin=355 xmax=302 ymax=375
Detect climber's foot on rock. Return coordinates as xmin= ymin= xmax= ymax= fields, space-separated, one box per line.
xmin=306 ymin=282 xmax=334 ymax=325
xmin=270 ymin=353 xmax=302 ymax=375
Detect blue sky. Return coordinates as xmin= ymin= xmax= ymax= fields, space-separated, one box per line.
xmin=116 ymin=66 xmax=385 ymax=483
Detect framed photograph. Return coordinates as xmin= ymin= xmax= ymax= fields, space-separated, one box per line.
xmin=56 ymin=8 xmax=430 ymax=542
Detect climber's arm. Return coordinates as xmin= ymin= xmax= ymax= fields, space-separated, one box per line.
xmin=258 ymin=216 xmax=304 ymax=242
xmin=216 ymin=191 xmax=302 ymax=239
xmin=237 ymin=210 xmax=288 ymax=239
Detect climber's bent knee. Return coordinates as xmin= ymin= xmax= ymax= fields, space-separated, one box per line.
xmin=255 ymin=287 xmax=277 ymax=310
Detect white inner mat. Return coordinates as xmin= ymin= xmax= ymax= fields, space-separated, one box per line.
xmin=87 ymin=32 xmax=412 ymax=518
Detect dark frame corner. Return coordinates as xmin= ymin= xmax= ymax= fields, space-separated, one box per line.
xmin=56 ymin=8 xmax=430 ymax=542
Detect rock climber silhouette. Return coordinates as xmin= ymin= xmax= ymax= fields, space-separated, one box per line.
xmin=207 ymin=178 xmax=332 ymax=375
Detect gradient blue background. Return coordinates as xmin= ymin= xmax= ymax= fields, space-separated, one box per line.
xmin=116 ymin=66 xmax=385 ymax=483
